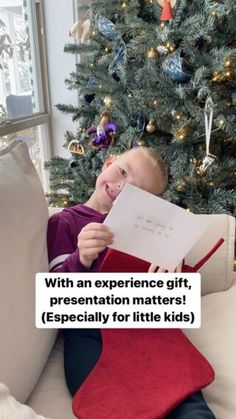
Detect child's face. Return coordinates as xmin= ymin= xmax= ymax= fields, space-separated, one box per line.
xmin=95 ymin=148 xmax=163 ymax=213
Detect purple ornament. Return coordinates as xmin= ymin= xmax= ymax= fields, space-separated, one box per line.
xmin=86 ymin=114 xmax=119 ymax=150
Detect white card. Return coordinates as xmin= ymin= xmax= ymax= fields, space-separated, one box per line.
xmin=103 ymin=183 xmax=210 ymax=270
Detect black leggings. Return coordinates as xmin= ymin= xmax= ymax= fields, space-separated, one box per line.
xmin=63 ymin=329 xmax=215 ymax=418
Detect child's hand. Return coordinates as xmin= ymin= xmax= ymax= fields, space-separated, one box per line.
xmin=77 ymin=223 xmax=114 ymax=268
xmin=148 ymin=260 xmax=183 ymax=273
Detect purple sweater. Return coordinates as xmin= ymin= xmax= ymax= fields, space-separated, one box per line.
xmin=47 ymin=204 xmax=107 ymax=273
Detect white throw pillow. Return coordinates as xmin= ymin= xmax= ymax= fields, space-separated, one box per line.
xmin=0 ymin=140 xmax=57 ymax=402
xmin=0 ymin=383 xmax=50 ymax=419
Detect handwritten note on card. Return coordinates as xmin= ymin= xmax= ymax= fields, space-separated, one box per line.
xmin=104 ymin=183 xmax=210 ymax=270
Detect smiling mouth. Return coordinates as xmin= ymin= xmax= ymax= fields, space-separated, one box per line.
xmin=105 ymin=184 xmax=116 ymax=200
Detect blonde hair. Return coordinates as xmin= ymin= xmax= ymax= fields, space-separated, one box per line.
xmin=142 ymin=147 xmax=168 ymax=195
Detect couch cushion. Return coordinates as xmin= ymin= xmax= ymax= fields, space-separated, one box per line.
xmin=185 ymin=214 xmax=235 ymax=295
xmin=184 ymin=275 xmax=236 ymax=419
xmin=27 ymin=335 xmax=75 ymax=419
xmin=0 ymin=140 xmax=57 ymax=402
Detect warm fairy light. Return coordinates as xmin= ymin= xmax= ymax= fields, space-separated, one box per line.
xmin=166 ymin=41 xmax=175 ymax=52
xmin=104 ymin=96 xmax=112 ymax=107
xmin=128 ymin=93 xmax=132 ymax=98
xmin=90 ymin=63 xmax=94 ymax=68
xmin=92 ymin=30 xmax=96 ymax=36
xmin=225 ymin=71 xmax=231 ymax=78
xmin=99 ymin=84 xmax=102 ymax=89
xmin=211 ymin=10 xmax=216 ymax=16
xmin=121 ymin=2 xmax=127 ymax=9
xmin=147 ymin=47 xmax=158 ymax=59
xmin=219 ymin=119 xmax=224 ymax=126
xmin=225 ymin=60 xmax=231 ymax=67
xmin=153 ymin=100 xmax=157 ymax=105
xmin=177 ymin=127 xmax=188 ymax=140
xmin=176 ymin=114 xmax=181 ymax=120
xmin=209 ymin=181 xmax=214 ymax=186
xmin=63 ymin=200 xmax=68 ymax=205
xmin=160 ymin=22 xmax=165 ymax=28
xmin=104 ymin=46 xmax=109 ymax=53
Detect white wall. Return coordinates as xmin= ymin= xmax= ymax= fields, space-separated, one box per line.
xmin=43 ymin=0 xmax=78 ymax=157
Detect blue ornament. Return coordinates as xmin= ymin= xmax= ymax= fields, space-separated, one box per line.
xmin=98 ymin=17 xmax=121 ymax=40
xmin=109 ymin=40 xmax=127 ymax=83
xmin=162 ymin=50 xmax=191 ymax=82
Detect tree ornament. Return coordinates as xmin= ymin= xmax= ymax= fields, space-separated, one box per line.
xmin=146 ymin=120 xmax=157 ymax=134
xmin=162 ymin=50 xmax=191 ymax=82
xmin=198 ymin=97 xmax=216 ymax=174
xmin=109 ymin=39 xmax=127 ymax=83
xmin=69 ymin=19 xmax=90 ymax=44
xmin=98 ymin=17 xmax=121 ymax=40
xmin=147 ymin=47 xmax=158 ymax=59
xmin=98 ymin=18 xmax=127 ymax=83
xmin=157 ymin=0 xmax=176 ymax=21
xmin=86 ymin=112 xmax=119 ymax=150
xmin=68 ymin=140 xmax=85 ymax=155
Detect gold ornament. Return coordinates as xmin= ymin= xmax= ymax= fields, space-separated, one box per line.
xmin=147 ymin=47 xmax=158 ymax=59
xmin=68 ymin=140 xmax=84 ymax=155
xmin=146 ymin=120 xmax=157 ymax=134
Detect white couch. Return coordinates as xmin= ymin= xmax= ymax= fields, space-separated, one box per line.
xmin=0 ymin=140 xmax=235 ymax=419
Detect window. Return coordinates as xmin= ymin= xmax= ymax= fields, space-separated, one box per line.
xmin=0 ymin=0 xmax=50 ymax=189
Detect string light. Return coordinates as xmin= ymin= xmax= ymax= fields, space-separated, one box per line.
xmin=160 ymin=22 xmax=165 ymax=29
xmin=104 ymin=96 xmax=112 ymax=107
xmin=121 ymin=2 xmax=127 ymax=9
xmin=104 ymin=46 xmax=109 ymax=53
xmin=225 ymin=70 xmax=231 ymax=78
xmin=176 ymin=126 xmax=188 ymax=140
xmin=225 ymin=60 xmax=231 ymax=67
xmin=166 ymin=41 xmax=175 ymax=52
xmin=147 ymin=47 xmax=158 ymax=59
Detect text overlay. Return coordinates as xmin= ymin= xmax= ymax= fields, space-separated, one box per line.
xmin=35 ymin=273 xmax=201 ymax=328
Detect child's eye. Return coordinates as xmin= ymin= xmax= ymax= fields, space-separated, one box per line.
xmin=119 ymin=167 xmax=127 ymax=177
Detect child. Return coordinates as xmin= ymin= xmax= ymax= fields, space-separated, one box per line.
xmin=47 ymin=146 xmax=215 ymax=418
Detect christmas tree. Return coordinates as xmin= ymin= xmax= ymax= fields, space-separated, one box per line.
xmin=46 ymin=0 xmax=236 ymax=215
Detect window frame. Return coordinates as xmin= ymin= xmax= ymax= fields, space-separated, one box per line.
xmin=0 ymin=0 xmax=52 ymax=185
